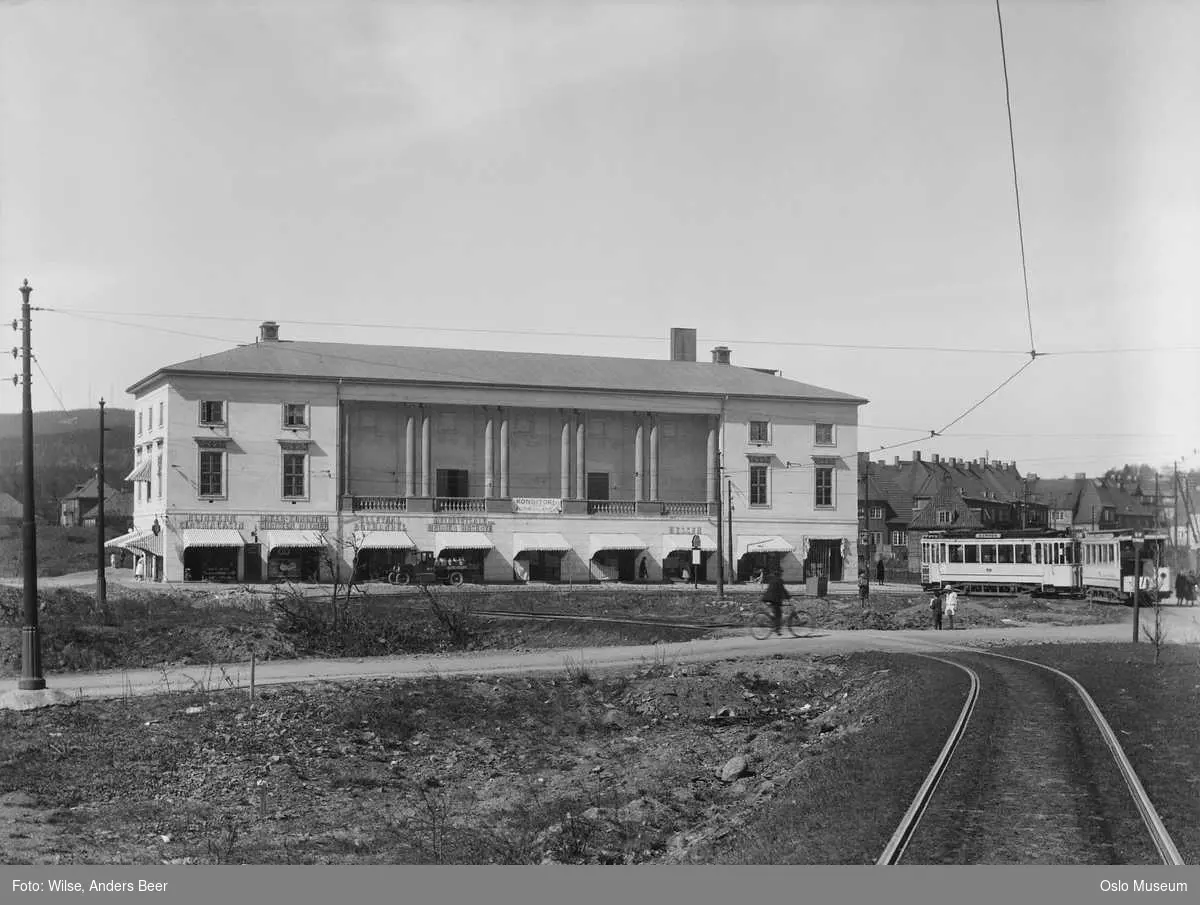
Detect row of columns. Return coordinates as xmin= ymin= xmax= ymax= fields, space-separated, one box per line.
xmin=349 ymin=406 xmax=720 ymax=501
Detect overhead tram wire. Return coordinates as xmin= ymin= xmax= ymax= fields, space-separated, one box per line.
xmin=996 ymin=0 xmax=1038 ymax=357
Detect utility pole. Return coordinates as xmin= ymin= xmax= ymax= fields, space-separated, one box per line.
xmin=16 ymin=280 xmax=43 ymax=690
xmin=726 ymin=477 xmax=735 ymax=584
xmin=1132 ymin=536 xmax=1143 ymax=643
xmin=715 ymin=452 xmax=724 ymax=595
xmin=96 ymin=399 xmax=107 ymax=608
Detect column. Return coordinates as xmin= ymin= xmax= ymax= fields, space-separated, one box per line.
xmin=499 ymin=409 xmax=510 ymax=497
xmin=575 ymin=412 xmax=586 ymax=500
xmin=706 ymin=419 xmax=718 ymax=503
xmin=404 ymin=414 xmax=415 ymax=497
xmin=649 ymin=417 xmax=659 ymax=501
xmin=560 ymin=414 xmax=571 ymax=499
xmin=634 ymin=420 xmax=644 ymax=502
xmin=420 ymin=409 xmax=431 ymax=497
xmin=484 ymin=412 xmax=494 ymax=498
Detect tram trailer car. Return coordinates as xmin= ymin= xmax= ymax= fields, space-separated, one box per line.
xmin=921 ymin=530 xmax=1170 ymax=604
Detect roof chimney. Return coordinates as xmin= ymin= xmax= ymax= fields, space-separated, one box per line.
xmin=893 ymin=457 xmax=900 ymax=466
xmin=670 ymin=327 xmax=697 ymax=362
xmin=711 ymin=345 xmax=731 ymax=365
xmin=932 ymin=454 xmax=941 ymax=464
xmin=260 ymin=321 xmax=280 ymax=342
xmin=912 ymin=451 xmax=922 ymax=462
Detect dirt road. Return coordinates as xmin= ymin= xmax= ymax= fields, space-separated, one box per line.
xmin=7 ymin=605 xmax=1195 ymax=706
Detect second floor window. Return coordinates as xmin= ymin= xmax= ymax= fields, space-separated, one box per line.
xmin=749 ymin=463 xmax=769 ymax=505
xmin=199 ymin=450 xmax=223 ymax=497
xmin=890 ymin=530 xmax=907 ymax=545
xmin=870 ymin=505 xmax=884 ymax=520
xmin=158 ymin=402 xmax=163 ymax=427
xmin=282 ymin=452 xmax=306 ymax=498
xmin=137 ymin=412 xmax=143 ymax=436
xmin=156 ymin=448 xmax=163 ymax=499
xmin=814 ymin=466 xmax=833 ymax=507
xmin=200 ymin=401 xmax=225 ymax=426
xmin=283 ymin=403 xmax=307 ymax=428
xmin=749 ymin=421 xmax=770 ymax=444
xmin=815 ymin=423 xmax=834 ymax=446
xmin=937 ymin=509 xmax=952 ymax=525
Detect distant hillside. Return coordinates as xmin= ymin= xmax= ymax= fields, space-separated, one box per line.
xmin=0 ymin=408 xmax=134 ymax=523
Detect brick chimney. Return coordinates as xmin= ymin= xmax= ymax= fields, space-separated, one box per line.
xmin=711 ymin=346 xmax=731 ymax=365
xmin=932 ymin=454 xmax=941 ymax=464
xmin=670 ymin=328 xmax=697 ymax=362
xmin=260 ymin=321 xmax=280 ymax=342
xmin=893 ymin=457 xmax=901 ymax=466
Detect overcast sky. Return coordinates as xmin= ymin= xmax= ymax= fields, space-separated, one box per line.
xmin=1 ymin=0 xmax=1197 ymax=477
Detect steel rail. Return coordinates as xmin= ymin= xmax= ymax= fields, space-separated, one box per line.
xmin=876 ymin=656 xmax=981 ymax=865
xmin=963 ymin=648 xmax=1185 ymax=866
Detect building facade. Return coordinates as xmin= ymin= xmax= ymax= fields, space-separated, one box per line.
xmin=118 ymin=325 xmax=866 ymax=585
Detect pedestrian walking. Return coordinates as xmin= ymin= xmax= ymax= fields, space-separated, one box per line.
xmin=858 ymin=568 xmax=870 ymax=605
xmin=943 ymin=586 xmax=958 ymax=630
xmin=929 ymin=590 xmax=943 ymax=630
xmin=762 ymin=571 xmax=790 ymax=635
xmin=876 ymin=558 xmax=885 ymax=584
xmin=109 ymin=551 xmax=117 ymax=571
xmin=1176 ymin=570 xmax=1188 ymax=605
xmin=134 ymin=556 xmax=145 ymax=582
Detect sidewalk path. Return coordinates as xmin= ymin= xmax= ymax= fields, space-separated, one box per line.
xmin=8 ymin=606 xmax=1196 ymax=705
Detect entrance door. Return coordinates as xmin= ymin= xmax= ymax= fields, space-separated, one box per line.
xmin=244 ymin=544 xmax=262 ymax=582
xmin=586 ymin=472 xmax=609 ymax=501
xmin=436 ymin=469 xmax=470 ymax=498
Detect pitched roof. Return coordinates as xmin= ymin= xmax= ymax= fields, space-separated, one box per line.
xmin=127 ymin=340 xmax=869 ymax=403
xmin=61 ymin=477 xmax=126 ymax=501
xmin=0 ymin=491 xmax=22 ymax=519
xmin=1025 ymin=477 xmax=1086 ymax=512
xmin=81 ymin=491 xmax=133 ymax=520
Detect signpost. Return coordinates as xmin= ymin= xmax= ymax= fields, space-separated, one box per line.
xmin=691 ymin=534 xmax=701 ymax=588
xmin=1132 ymin=533 xmax=1144 ymax=643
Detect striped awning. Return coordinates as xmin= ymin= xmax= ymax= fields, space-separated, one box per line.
xmin=106 ymin=528 xmax=162 ymax=556
xmin=662 ymin=534 xmax=718 ymax=556
xmin=737 ymin=535 xmax=796 ymax=557
xmin=260 ymin=530 xmax=326 ymax=553
xmin=588 ymin=534 xmax=647 ymax=557
xmin=513 ymin=533 xmax=571 ymax=555
xmin=125 ymin=459 xmax=152 ymax=482
xmin=181 ymin=528 xmax=247 ymax=549
xmin=354 ymin=530 xmax=417 ymax=551
xmin=433 ymin=532 xmax=494 ymax=557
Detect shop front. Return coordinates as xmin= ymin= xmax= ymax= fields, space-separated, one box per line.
xmin=180 ymin=528 xmax=246 ymax=582
xmin=259 ymin=515 xmax=332 ymax=583
xmin=589 ymin=534 xmax=647 ymax=582
xmin=353 ymin=521 xmax=417 ymax=582
xmin=736 ymin=535 xmax=796 ymax=582
xmin=431 ymin=531 xmax=494 ymax=583
xmin=513 ymin=533 xmax=570 ymax=582
xmin=661 ymin=532 xmax=718 ymax=582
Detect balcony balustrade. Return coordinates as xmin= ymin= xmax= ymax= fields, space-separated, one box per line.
xmin=660 ymin=500 xmax=710 ymax=517
xmin=434 ymin=497 xmax=488 ymax=513
xmin=352 ymin=496 xmax=407 ymax=512
xmin=586 ymin=500 xmax=637 ymax=516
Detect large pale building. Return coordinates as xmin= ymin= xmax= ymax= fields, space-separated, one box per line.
xmin=115 ymin=324 xmax=867 ymax=585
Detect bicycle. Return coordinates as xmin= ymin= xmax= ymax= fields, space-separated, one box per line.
xmin=750 ymin=602 xmax=811 ymax=639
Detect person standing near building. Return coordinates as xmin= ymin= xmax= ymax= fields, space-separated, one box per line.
xmin=943 ymin=586 xmax=958 ymax=630
xmin=134 ymin=555 xmax=145 ymax=582
xmin=876 ymin=558 xmax=885 ymax=584
xmin=762 ymin=571 xmax=790 ymax=635
xmin=929 ymin=590 xmax=943 ymax=630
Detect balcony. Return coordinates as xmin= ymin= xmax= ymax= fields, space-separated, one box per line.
xmin=434 ymin=497 xmax=487 ymax=513
xmin=352 ymin=496 xmax=407 ymax=512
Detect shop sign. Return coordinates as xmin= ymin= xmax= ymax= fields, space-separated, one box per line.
xmin=260 ymin=514 xmax=330 ymax=531
xmin=512 ymin=497 xmax=562 ymax=514
xmin=430 ymin=517 xmax=494 ymax=533
xmin=359 ymin=516 xmax=407 ymax=532
xmin=669 ymin=526 xmax=706 ymax=536
xmin=176 ymin=513 xmax=245 ymax=530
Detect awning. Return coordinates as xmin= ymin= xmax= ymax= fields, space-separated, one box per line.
xmin=354 ymin=530 xmax=417 ymax=551
xmin=588 ymin=533 xmax=647 ymax=558
xmin=125 ymin=459 xmax=152 ymax=482
xmin=433 ymin=532 xmax=495 ymax=557
xmin=260 ymin=530 xmax=326 ymax=553
xmin=181 ymin=528 xmax=247 ymax=549
xmin=811 ymin=455 xmax=851 ymax=470
xmin=126 ymin=531 xmax=164 ymax=557
xmin=105 ymin=529 xmax=142 ymax=549
xmin=737 ymin=535 xmax=796 ymax=558
xmin=662 ymin=534 xmax=718 ymax=556
xmin=513 ymin=533 xmax=571 ymax=556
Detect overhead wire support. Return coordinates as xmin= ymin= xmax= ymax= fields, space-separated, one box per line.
xmin=995 ymin=0 xmax=1037 ymax=357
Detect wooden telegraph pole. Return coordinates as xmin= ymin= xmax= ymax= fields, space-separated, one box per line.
xmin=715 ymin=452 xmax=725 ymax=595
xmin=17 ymin=280 xmax=44 ymax=690
xmin=96 ymin=399 xmax=107 ymax=608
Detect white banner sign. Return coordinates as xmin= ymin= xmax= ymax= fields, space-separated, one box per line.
xmin=511 ymin=497 xmax=563 ymax=515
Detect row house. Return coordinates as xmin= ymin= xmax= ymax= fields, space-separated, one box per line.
xmin=858 ymin=451 xmax=1043 ymax=574
xmin=1024 ymin=473 xmax=1157 ymax=533
xmin=111 ymin=324 xmax=867 ymax=585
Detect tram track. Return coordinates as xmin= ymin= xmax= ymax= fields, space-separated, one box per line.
xmin=879 ymin=646 xmax=1185 ymax=865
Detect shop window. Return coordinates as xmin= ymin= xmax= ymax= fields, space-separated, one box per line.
xmin=199 ymin=401 xmax=225 ymax=426
xmin=283 ymin=403 xmax=307 ymax=428
xmin=199 ymin=450 xmax=224 ymax=498
xmin=815 ymin=423 xmax=834 ymax=446
xmin=749 ymin=421 xmax=770 ymax=444
xmin=813 ymin=466 xmax=833 ymax=508
xmin=282 ymin=452 xmax=306 ymax=499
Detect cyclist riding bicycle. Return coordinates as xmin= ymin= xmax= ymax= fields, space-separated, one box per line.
xmin=761 ymin=571 xmax=790 ymax=635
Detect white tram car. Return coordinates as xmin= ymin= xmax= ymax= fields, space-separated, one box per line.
xmin=921 ymin=530 xmax=1170 ymax=603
